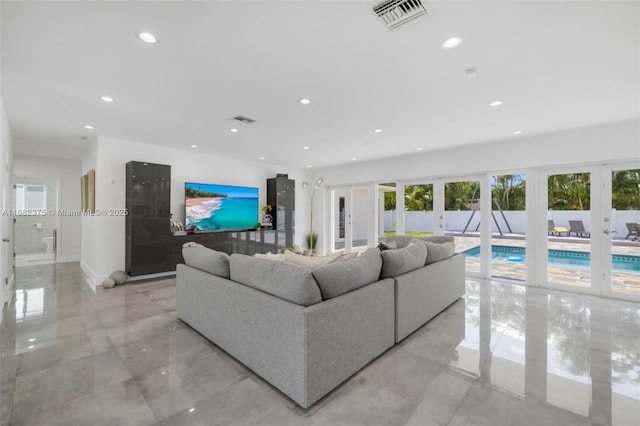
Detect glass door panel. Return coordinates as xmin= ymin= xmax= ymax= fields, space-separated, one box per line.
xmin=546 ymin=172 xmax=592 ymax=288
xmin=609 ymin=168 xmax=640 ymax=296
xmin=445 ymin=180 xmax=481 ymax=275
xmin=403 ymin=183 xmax=434 ymax=237
xmin=491 ymin=174 xmax=527 ymax=280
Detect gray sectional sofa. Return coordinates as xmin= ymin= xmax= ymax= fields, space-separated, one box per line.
xmin=176 ymin=236 xmax=464 ymax=408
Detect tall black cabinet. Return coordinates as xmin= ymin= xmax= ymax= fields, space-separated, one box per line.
xmin=125 ymin=161 xmax=172 ymax=276
xmin=267 ymin=176 xmax=295 ymax=251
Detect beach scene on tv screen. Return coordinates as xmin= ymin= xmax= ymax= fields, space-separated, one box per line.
xmin=185 ymin=183 xmax=258 ymax=231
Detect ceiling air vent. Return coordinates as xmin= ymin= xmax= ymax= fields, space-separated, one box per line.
xmin=232 ymin=115 xmax=256 ymax=124
xmin=373 ymin=0 xmax=429 ymax=30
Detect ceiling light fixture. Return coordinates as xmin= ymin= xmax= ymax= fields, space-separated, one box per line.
xmin=299 ymin=98 xmax=311 ymax=105
xmin=230 ymin=128 xmax=239 ymax=133
xmin=465 ymin=68 xmax=478 ymax=79
xmin=100 ymin=96 xmax=113 ymax=102
xmin=307 ymin=165 xmax=312 ymax=168
xmin=303 ymin=146 xmax=310 ymax=150
xmin=374 ymin=129 xmax=383 ymax=133
xmin=441 ymin=36 xmax=463 ymax=49
xmin=84 ymin=125 xmax=94 ymax=130
xmin=190 ymin=144 xmax=198 ymax=148
xmin=259 ymin=156 xmax=265 ymax=160
xmin=490 ymin=100 xmax=504 ymax=107
xmin=513 ymin=130 xmax=523 ymax=135
xmin=138 ymin=32 xmax=156 ymax=43
xmin=351 ymin=158 xmax=357 ymax=161
xmin=416 ymin=147 xmax=422 ymax=151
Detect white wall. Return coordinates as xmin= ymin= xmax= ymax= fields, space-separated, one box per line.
xmin=316 ymin=120 xmax=640 ymax=185
xmin=81 ymin=136 xmax=309 ymax=285
xmin=13 ymin=156 xmax=82 ymax=262
xmin=1 ymin=100 xmax=15 ymax=315
xmin=314 ymin=119 xmax=640 ymax=253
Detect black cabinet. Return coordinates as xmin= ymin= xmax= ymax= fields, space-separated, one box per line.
xmin=126 ymin=161 xmax=172 ymax=276
xmin=267 ymin=176 xmax=295 ymax=251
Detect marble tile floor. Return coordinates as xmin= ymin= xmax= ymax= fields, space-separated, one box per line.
xmin=1 ymin=262 xmax=639 ymax=425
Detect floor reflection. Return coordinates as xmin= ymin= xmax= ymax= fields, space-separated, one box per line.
xmin=451 ymin=279 xmax=640 ymax=425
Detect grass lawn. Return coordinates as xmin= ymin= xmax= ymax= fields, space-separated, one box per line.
xmin=384 ymin=231 xmax=433 ymax=237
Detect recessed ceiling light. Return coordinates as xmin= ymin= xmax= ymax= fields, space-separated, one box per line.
xmin=190 ymin=144 xmax=198 ymax=148
xmin=351 ymin=158 xmax=357 ymax=161
xmin=189 ymin=408 xmax=195 ymax=413
xmin=230 ymin=128 xmax=239 ymax=133
xmin=259 ymin=156 xmax=265 ymax=160
xmin=416 ymin=147 xmax=422 ymax=151
xmin=441 ymin=36 xmax=463 ymax=49
xmin=374 ymin=129 xmax=383 ymax=133
xmin=138 ymin=32 xmax=156 ymax=43
xmin=513 ymin=130 xmax=523 ymax=135
xmin=490 ymin=100 xmax=504 ymax=107
xmin=84 ymin=125 xmax=94 ymax=130
xmin=306 ymin=165 xmax=312 ymax=168
xmin=303 ymin=146 xmax=310 ymax=150
xmin=100 ymin=96 xmax=113 ymax=102
xmin=299 ymin=98 xmax=311 ymax=105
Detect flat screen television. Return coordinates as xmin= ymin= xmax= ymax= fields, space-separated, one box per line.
xmin=185 ymin=182 xmax=258 ymax=231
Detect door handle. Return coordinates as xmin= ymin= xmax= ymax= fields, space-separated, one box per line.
xmin=2 ymin=238 xmax=9 ymax=242
xmin=603 ymin=230 xmax=610 ymax=235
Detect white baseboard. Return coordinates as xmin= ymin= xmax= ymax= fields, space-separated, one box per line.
xmin=79 ymin=260 xmax=103 ymax=292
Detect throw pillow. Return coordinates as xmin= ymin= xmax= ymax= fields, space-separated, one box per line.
xmin=380 ymin=242 xmax=428 ymax=278
xmin=312 ymin=249 xmax=382 ymax=300
xmin=409 ymin=238 xmax=456 ymax=264
xmin=230 ymin=254 xmax=322 ymax=306
xmin=254 ymin=252 xmax=285 ymax=261
xmin=182 ymin=245 xmax=231 ymax=278
xmin=424 ymin=241 xmax=456 ymax=264
xmin=284 ymin=250 xmax=343 ymax=270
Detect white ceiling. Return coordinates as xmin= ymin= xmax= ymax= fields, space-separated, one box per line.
xmin=1 ymin=1 xmax=638 ymax=167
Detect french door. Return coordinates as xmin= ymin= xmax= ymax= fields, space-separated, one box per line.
xmin=542 ymin=163 xmax=640 ymax=301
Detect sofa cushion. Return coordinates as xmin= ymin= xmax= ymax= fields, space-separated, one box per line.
xmin=409 ymin=239 xmax=456 ymax=264
xmin=312 ymin=249 xmax=382 ymax=300
xmin=284 ymin=250 xmax=343 ymax=270
xmin=182 ymin=244 xmax=230 ymax=278
xmin=380 ymin=243 xmax=427 ymax=278
xmin=230 ymin=254 xmax=322 ymax=306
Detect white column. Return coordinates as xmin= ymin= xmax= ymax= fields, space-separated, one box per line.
xmin=368 ymin=182 xmax=379 ymax=247
xmin=480 ymin=175 xmax=492 ymax=278
xmin=396 ymin=183 xmax=405 ymax=235
xmin=433 ymin=181 xmax=444 ymax=236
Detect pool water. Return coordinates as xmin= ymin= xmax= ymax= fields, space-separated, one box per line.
xmin=463 ymin=245 xmax=640 ymax=273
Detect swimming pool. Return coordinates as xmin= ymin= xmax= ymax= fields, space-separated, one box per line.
xmin=463 ymin=245 xmax=640 ymax=273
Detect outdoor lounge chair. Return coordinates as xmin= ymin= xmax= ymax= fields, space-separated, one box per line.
xmin=569 ymin=220 xmax=590 ymax=238
xmin=548 ymin=220 xmax=568 ymax=237
xmin=625 ymin=222 xmax=639 ymax=239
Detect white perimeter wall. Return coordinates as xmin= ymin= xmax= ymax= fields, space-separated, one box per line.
xmin=314 ymin=119 xmax=640 ymax=253
xmin=385 ymin=210 xmax=638 ymax=237
xmin=13 ymin=155 xmax=82 ymax=262
xmin=81 ymin=136 xmax=310 ymax=285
